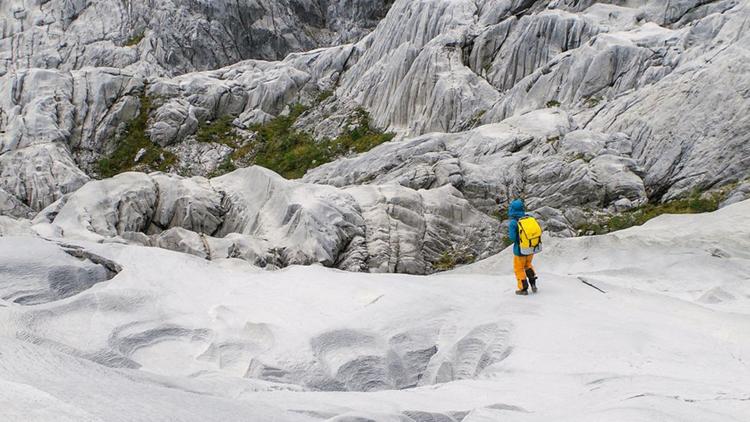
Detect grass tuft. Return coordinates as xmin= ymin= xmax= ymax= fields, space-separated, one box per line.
xmin=98 ymin=94 xmax=176 ymax=178
xmin=124 ymin=31 xmax=145 ymax=47
xmin=433 ymin=246 xmax=476 ymax=272
xmin=196 ymin=115 xmax=241 ymax=147
xmin=235 ymin=105 xmax=394 ymax=179
xmin=577 ymin=193 xmax=723 ymax=235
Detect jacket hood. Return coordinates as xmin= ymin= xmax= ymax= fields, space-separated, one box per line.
xmin=508 ymin=199 xmax=526 ymax=218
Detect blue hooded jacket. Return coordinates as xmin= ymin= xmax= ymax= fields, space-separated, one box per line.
xmin=507 ymin=199 xmax=526 ymax=256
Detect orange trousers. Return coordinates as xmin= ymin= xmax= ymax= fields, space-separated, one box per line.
xmin=513 ymin=255 xmax=534 ymax=290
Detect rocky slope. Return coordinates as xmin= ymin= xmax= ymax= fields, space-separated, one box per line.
xmin=29 ymin=167 xmax=499 ymax=274
xmin=1 ymin=0 xmax=392 ymax=76
xmin=1 ymin=0 xmax=749 ymax=272
xmin=1 ymin=200 xmax=748 ymax=421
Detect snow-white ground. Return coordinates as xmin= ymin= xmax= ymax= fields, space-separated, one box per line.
xmin=1 ymin=201 xmax=749 ymax=421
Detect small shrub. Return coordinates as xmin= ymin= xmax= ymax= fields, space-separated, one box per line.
xmin=433 ymin=246 xmax=476 ymax=272
xmin=235 ymin=105 xmax=394 ymax=179
xmin=584 ymin=96 xmax=601 ymax=108
xmin=207 ymin=157 xmax=238 ymax=178
xmin=467 ymin=109 xmax=487 ymax=128
xmin=196 ymin=115 xmax=241 ymax=147
xmin=546 ymin=100 xmax=561 ymax=108
xmin=434 ymin=251 xmax=457 ymax=271
xmin=316 ymin=90 xmax=334 ymax=103
xmin=577 ymin=192 xmax=723 ymax=236
xmin=501 ymin=235 xmax=513 ymax=248
xmin=98 ymin=94 xmax=176 ymax=178
xmin=124 ymin=31 xmax=145 ymax=47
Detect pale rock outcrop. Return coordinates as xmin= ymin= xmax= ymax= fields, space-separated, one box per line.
xmin=584 ymin=8 xmax=750 ymax=200
xmin=0 ymin=143 xmax=89 ymax=212
xmin=0 ymin=215 xmax=34 ymax=236
xmin=0 ymin=0 xmax=748 ymax=266
xmin=0 ymin=237 xmax=117 ymax=305
xmin=332 ymin=0 xmax=500 ymax=136
xmin=150 ymin=173 xmax=224 ymax=235
xmin=468 ymin=10 xmax=601 ymax=93
xmin=0 ymin=0 xmax=391 ymax=213
xmin=305 ymin=110 xmax=647 ymax=233
xmin=167 ymin=141 xmax=234 ymax=177
xmin=148 ymin=44 xmax=357 ymax=147
xmin=720 ymin=182 xmax=750 ymax=208
xmin=0 ymin=187 xmax=33 ymax=219
xmin=0 ymin=0 xmax=392 ymax=77
xmin=0 ymin=67 xmax=144 ymax=156
xmin=49 ymin=172 xmax=158 ymax=241
xmin=210 ymin=167 xmax=367 ymax=268
xmin=39 ymin=167 xmax=499 ymax=274
xmin=0 ymin=45 xmax=357 ymax=210
xmin=481 ymin=22 xmax=684 ymax=122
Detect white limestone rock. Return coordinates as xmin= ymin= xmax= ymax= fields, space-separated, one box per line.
xmin=167 ymin=141 xmax=235 ymax=178
xmin=0 ymin=187 xmax=34 ymax=218
xmin=0 ymin=216 xmax=34 ymax=237
xmin=39 ymin=166 xmax=498 ymax=274
xmin=305 ymin=110 xmax=647 ymax=232
xmin=719 ymin=182 xmax=750 ymax=208
xmin=149 ymin=173 xmax=225 ymax=236
xmin=0 ymin=143 xmax=89 ymax=212
xmin=0 ymin=237 xmax=117 ymax=305
xmin=50 ymin=172 xmax=158 ymax=241
xmin=584 ymin=7 xmax=750 ymax=200
xmin=0 ymin=0 xmax=391 ymax=77
xmin=211 ymin=167 xmax=367 ymax=268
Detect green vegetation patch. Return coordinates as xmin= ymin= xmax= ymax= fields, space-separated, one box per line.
xmin=196 ymin=115 xmax=242 ymax=147
xmin=467 ymin=109 xmax=487 ymax=128
xmin=124 ymin=31 xmax=145 ymax=47
xmin=433 ymin=246 xmax=476 ymax=272
xmin=98 ymin=94 xmax=176 ymax=178
xmin=584 ymin=96 xmax=601 ymax=108
xmin=578 ymin=193 xmax=723 ymax=235
xmin=207 ymin=157 xmax=238 ymax=179
xmin=235 ymin=105 xmax=394 ymax=179
xmin=316 ymin=90 xmax=334 ymax=103
xmin=546 ymin=100 xmax=561 ymax=108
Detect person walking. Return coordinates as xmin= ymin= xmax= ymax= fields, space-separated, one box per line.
xmin=505 ymin=199 xmax=540 ymax=295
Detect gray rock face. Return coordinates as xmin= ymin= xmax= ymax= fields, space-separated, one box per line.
xmin=0 ymin=187 xmax=34 ymax=219
xmin=0 ymin=0 xmax=392 ymax=77
xmin=0 ymin=143 xmax=89 ymax=212
xmin=305 ymin=109 xmax=647 ymax=234
xmin=247 ymin=320 xmax=511 ymax=392
xmin=40 ymin=167 xmax=499 ymax=273
xmin=1 ymin=0 xmax=748 ymax=271
xmin=720 ymin=182 xmax=750 ymax=208
xmin=0 ymin=215 xmax=34 ymax=236
xmin=0 ymin=237 xmax=118 ymax=305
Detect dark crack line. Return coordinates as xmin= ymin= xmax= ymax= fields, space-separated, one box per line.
xmin=577 ymin=276 xmax=606 ymax=294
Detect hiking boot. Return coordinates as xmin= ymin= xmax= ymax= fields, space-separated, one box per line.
xmin=515 ymin=279 xmax=529 ymax=295
xmin=526 ymin=269 xmax=538 ymax=293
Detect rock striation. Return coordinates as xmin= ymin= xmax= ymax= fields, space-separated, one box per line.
xmin=1 ymin=0 xmax=748 ymax=272
xmin=34 ymin=167 xmax=499 ymax=273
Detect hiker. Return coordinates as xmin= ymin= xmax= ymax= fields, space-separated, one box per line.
xmin=502 ymin=198 xmax=542 ymax=296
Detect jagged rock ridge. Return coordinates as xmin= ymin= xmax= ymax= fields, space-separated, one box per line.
xmin=1 ymin=0 xmax=749 ymax=272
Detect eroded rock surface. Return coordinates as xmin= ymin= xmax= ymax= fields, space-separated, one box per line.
xmin=40 ymin=167 xmax=499 ymax=273
xmin=0 ymin=0 xmax=748 ymax=271
xmin=305 ymin=109 xmax=647 ymax=236
xmin=0 ymin=237 xmax=119 ymax=305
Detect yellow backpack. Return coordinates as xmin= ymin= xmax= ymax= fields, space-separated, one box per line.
xmin=518 ymin=216 xmax=543 ymax=255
